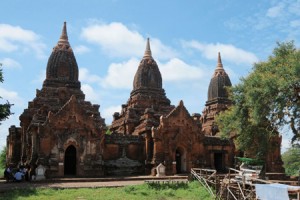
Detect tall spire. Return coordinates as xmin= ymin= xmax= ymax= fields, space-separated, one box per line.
xmin=44 ymin=21 xmax=79 ymax=88
xmin=58 ymin=21 xmax=70 ymax=46
xmin=143 ymin=38 xmax=152 ymax=58
xmin=216 ymin=52 xmax=224 ymax=71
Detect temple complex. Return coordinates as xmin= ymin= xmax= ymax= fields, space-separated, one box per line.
xmin=6 ymin=22 xmax=283 ymax=178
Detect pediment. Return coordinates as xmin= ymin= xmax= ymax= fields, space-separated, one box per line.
xmin=48 ymin=95 xmax=81 ymax=122
xmin=46 ymin=95 xmax=104 ymax=130
xmin=165 ymin=100 xmax=193 ymax=123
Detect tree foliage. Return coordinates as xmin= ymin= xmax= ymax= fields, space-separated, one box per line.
xmin=217 ymin=41 xmax=300 ymax=158
xmin=282 ymin=145 xmax=300 ymax=176
xmin=0 ymin=146 xmax=6 ymax=169
xmin=0 ymin=64 xmax=13 ymax=124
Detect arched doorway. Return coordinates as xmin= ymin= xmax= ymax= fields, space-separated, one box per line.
xmin=175 ymin=147 xmax=186 ymax=174
xmin=64 ymin=145 xmax=76 ymax=175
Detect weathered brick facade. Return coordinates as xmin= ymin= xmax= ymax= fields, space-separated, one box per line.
xmin=6 ymin=22 xmax=283 ymax=177
xmin=7 ymin=23 xmax=106 ymax=177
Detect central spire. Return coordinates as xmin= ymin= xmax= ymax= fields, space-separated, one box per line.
xmin=58 ymin=21 xmax=70 ymax=46
xmin=143 ymin=38 xmax=152 ymax=58
xmin=132 ymin=38 xmax=162 ymax=91
xmin=207 ymin=52 xmax=232 ymax=102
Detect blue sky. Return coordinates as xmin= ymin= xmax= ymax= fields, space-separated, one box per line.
xmin=1 ymin=0 xmax=300 ymax=151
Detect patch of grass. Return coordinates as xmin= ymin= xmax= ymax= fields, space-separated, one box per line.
xmin=1 ymin=181 xmax=214 ymax=200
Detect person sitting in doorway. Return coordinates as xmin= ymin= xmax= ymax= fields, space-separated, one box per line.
xmin=14 ymin=169 xmax=24 ymax=182
xmin=4 ymin=165 xmax=13 ymax=182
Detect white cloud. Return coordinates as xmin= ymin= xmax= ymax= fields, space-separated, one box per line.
xmin=81 ymin=83 xmax=102 ymax=103
xmin=0 ymin=24 xmax=46 ymax=58
xmin=101 ymin=58 xmax=139 ymax=89
xmin=81 ymin=22 xmax=176 ymax=59
xmin=101 ymin=105 xmax=122 ymax=125
xmin=73 ymin=45 xmax=90 ymax=55
xmin=266 ymin=3 xmax=285 ymax=18
xmin=159 ymin=58 xmax=204 ymax=81
xmin=100 ymin=57 xmax=206 ymax=89
xmin=0 ymin=58 xmax=21 ymax=69
xmin=0 ymin=87 xmax=25 ymax=108
xmin=79 ymin=68 xmax=102 ymax=83
xmin=182 ymin=40 xmax=259 ymax=65
xmin=81 ymin=22 xmax=143 ymax=58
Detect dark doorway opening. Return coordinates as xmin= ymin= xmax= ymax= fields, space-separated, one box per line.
xmin=64 ymin=145 xmax=76 ymax=175
xmin=149 ymin=138 xmax=154 ymax=159
xmin=176 ymin=149 xmax=182 ymax=174
xmin=214 ymin=153 xmax=224 ymax=172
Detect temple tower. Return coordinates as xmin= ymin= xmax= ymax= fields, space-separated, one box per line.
xmin=8 ymin=22 xmax=106 ymax=177
xmin=201 ymin=52 xmax=232 ymax=135
xmin=109 ymin=39 xmax=174 ymax=168
xmin=43 ymin=22 xmax=80 ymax=89
xmin=110 ymin=38 xmax=174 ymax=135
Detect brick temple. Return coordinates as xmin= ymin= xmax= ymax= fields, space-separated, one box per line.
xmin=6 ymin=22 xmax=283 ymax=177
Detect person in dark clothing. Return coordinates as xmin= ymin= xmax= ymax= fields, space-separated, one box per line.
xmin=4 ymin=166 xmax=13 ymax=182
xmin=24 ymin=164 xmax=31 ymax=181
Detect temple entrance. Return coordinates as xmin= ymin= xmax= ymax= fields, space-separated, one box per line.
xmin=64 ymin=145 xmax=76 ymax=175
xmin=175 ymin=147 xmax=186 ymax=174
xmin=214 ymin=153 xmax=224 ymax=172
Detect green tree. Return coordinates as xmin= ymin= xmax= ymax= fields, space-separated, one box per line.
xmin=0 ymin=63 xmax=13 ymax=124
xmin=0 ymin=146 xmax=6 ymax=169
xmin=217 ymin=41 xmax=300 ymax=159
xmin=282 ymin=145 xmax=300 ymax=176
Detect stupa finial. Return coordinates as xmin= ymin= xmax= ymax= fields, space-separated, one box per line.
xmin=143 ymin=38 xmax=152 ymax=58
xmin=58 ymin=21 xmax=70 ymax=46
xmin=216 ymin=52 xmax=224 ymax=70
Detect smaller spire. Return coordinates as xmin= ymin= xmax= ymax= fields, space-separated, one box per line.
xmin=215 ymin=52 xmax=224 ymax=71
xmin=58 ymin=22 xmax=70 ymax=46
xmin=143 ymin=38 xmax=152 ymax=58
